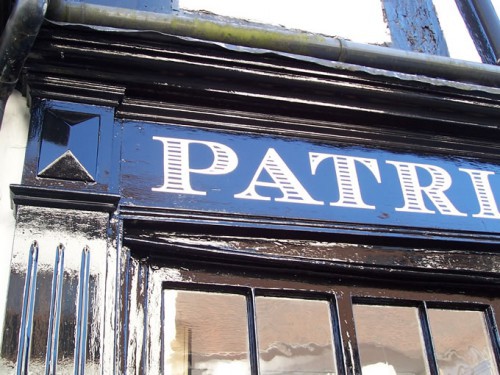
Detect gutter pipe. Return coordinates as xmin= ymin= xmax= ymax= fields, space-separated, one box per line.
xmin=0 ymin=0 xmax=48 ymax=127
xmin=1 ymin=0 xmax=500 ymax=129
xmin=46 ymin=1 xmax=500 ymax=88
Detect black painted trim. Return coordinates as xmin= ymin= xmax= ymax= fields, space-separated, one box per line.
xmin=119 ymin=205 xmax=500 ymax=245
xmin=124 ymin=236 xmax=500 ymax=289
xmin=10 ymin=184 xmax=120 ymax=212
xmin=26 ymin=25 xmax=500 ymax=137
xmin=118 ymin=99 xmax=500 ymax=163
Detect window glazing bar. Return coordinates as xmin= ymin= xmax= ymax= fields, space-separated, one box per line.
xmin=247 ymin=289 xmax=260 ymax=375
xmin=329 ymin=297 xmax=345 ymax=375
xmin=484 ymin=306 xmax=500 ymax=367
xmin=419 ymin=302 xmax=439 ymax=375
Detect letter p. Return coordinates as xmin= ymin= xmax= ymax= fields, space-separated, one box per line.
xmin=152 ymin=136 xmax=238 ymax=195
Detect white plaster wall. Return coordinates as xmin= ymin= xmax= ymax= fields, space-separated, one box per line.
xmin=433 ymin=0 xmax=481 ymax=62
xmin=493 ymin=0 xmax=500 ymax=14
xmin=0 ymin=91 xmax=30 ymax=349
xmin=180 ymin=0 xmax=391 ymax=44
xmin=181 ymin=0 xmax=497 ymax=63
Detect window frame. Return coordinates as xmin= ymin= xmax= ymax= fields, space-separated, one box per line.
xmin=122 ymin=238 xmax=500 ymax=375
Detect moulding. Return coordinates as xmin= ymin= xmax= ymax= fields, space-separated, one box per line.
xmin=119 ymin=205 xmax=500 ymax=246
xmin=123 ymin=232 xmax=500 ymax=289
xmin=25 ymin=74 xmax=126 ymax=108
xmin=24 ymin=24 xmax=500 ymax=138
xmin=10 ymin=184 xmax=120 ymax=212
xmin=117 ymin=99 xmax=500 ymax=162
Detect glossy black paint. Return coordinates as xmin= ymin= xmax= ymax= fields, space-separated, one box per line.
xmin=123 ymin=227 xmax=500 ymax=290
xmin=456 ymin=0 xmax=500 ymax=64
xmin=22 ymin=99 xmax=119 ymax=193
xmin=24 ymin=25 xmax=500 ymax=134
xmin=6 ymin=19 xmax=500 ymax=375
xmin=120 ymin=119 xmax=500 ymax=234
xmin=122 ymin=246 xmax=500 ymax=375
xmin=10 ymin=184 xmax=120 ymax=212
xmin=38 ymin=109 xmax=100 ymax=181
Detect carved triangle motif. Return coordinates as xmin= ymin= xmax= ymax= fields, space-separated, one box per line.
xmin=38 ymin=150 xmax=95 ymax=182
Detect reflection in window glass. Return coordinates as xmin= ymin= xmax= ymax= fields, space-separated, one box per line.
xmin=255 ymin=296 xmax=337 ymax=375
xmin=162 ymin=290 xmax=251 ymax=375
xmin=428 ymin=309 xmax=499 ymax=375
xmin=353 ymin=304 xmax=430 ymax=375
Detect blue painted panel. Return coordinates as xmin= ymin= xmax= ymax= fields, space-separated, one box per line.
xmin=383 ymin=0 xmax=449 ymax=56
xmin=38 ymin=110 xmax=99 ymax=181
xmin=120 ymin=121 xmax=500 ymax=234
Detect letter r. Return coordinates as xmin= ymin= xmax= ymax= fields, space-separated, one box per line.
xmin=152 ymin=136 xmax=238 ymax=195
xmin=387 ymin=160 xmax=466 ymax=216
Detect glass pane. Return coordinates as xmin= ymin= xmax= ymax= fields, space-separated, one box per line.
xmin=163 ymin=290 xmax=251 ymax=375
xmin=255 ymin=296 xmax=337 ymax=375
xmin=353 ymin=304 xmax=430 ymax=375
xmin=428 ymin=309 xmax=499 ymax=375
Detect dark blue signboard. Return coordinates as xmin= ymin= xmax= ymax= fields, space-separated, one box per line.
xmin=120 ymin=121 xmax=500 ymax=234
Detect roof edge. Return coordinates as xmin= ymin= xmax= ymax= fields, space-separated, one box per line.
xmin=45 ymin=1 xmax=500 ymax=88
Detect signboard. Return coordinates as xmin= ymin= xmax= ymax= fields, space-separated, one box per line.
xmin=121 ymin=121 xmax=500 ymax=234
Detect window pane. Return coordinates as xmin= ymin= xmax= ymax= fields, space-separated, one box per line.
xmin=428 ymin=309 xmax=499 ymax=375
xmin=255 ymin=296 xmax=337 ymax=375
xmin=162 ymin=290 xmax=251 ymax=375
xmin=353 ymin=304 xmax=430 ymax=375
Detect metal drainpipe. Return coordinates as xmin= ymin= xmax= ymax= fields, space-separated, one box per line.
xmin=470 ymin=0 xmax=500 ymax=64
xmin=0 ymin=0 xmax=49 ymax=128
xmin=46 ymin=1 xmax=500 ymax=88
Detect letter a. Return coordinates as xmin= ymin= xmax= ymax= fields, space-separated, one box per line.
xmin=235 ymin=148 xmax=322 ymax=205
xmin=152 ymin=136 xmax=238 ymax=195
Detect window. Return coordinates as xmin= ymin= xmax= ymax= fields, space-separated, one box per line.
xmin=353 ymin=304 xmax=430 ymax=374
xmin=162 ymin=290 xmax=337 ymax=374
xmin=353 ymin=303 xmax=499 ymax=375
xmin=428 ymin=308 xmax=498 ymax=374
xmin=163 ymin=290 xmax=252 ymax=374
xmin=125 ymin=251 xmax=500 ymax=374
xmin=158 ymin=283 xmax=499 ymax=375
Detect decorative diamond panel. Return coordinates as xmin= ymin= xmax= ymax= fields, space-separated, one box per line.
xmin=38 ymin=110 xmax=100 ymax=182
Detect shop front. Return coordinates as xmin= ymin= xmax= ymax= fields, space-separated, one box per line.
xmin=0 ymin=2 xmax=499 ymax=374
